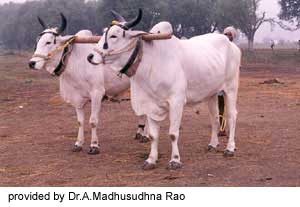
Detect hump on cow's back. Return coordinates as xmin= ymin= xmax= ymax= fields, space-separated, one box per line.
xmin=149 ymin=21 xmax=173 ymax=34
xmin=75 ymin=30 xmax=93 ymax=37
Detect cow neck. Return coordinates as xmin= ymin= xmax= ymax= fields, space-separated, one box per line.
xmin=52 ymin=41 xmax=74 ymax=76
xmin=119 ymin=38 xmax=143 ymax=77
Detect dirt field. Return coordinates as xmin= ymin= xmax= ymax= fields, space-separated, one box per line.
xmin=0 ymin=50 xmax=300 ymax=186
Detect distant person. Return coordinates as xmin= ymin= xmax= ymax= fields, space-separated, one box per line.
xmin=271 ymin=40 xmax=275 ymax=51
xmin=298 ymin=40 xmax=300 ymax=52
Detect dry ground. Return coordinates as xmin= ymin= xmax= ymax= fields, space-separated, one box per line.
xmin=0 ymin=50 xmax=299 ymax=186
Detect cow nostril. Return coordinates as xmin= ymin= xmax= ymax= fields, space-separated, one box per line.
xmin=87 ymin=54 xmax=94 ymax=62
xmin=29 ymin=61 xmax=36 ymax=69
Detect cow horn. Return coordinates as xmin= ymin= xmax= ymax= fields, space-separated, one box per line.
xmin=37 ymin=16 xmax=47 ymax=29
xmin=124 ymin=8 xmax=142 ymax=29
xmin=57 ymin=13 xmax=67 ymax=34
xmin=111 ymin=10 xmax=126 ymax=22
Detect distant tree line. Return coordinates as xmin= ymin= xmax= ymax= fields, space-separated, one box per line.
xmin=279 ymin=0 xmax=300 ymax=25
xmin=0 ymin=0 xmax=291 ymax=50
xmin=277 ymin=0 xmax=300 ymax=31
xmin=0 ymin=0 xmax=99 ymax=49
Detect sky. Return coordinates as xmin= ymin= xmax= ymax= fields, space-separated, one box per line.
xmin=0 ymin=0 xmax=299 ymax=42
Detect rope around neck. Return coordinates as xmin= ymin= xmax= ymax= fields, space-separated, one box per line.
xmin=93 ymin=38 xmax=138 ymax=65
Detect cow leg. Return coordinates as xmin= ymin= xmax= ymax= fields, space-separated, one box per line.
xmin=224 ymin=90 xmax=238 ymax=157
xmin=72 ymin=107 xmax=85 ymax=152
xmin=87 ymin=91 xmax=103 ymax=155
xmin=168 ymin=100 xmax=184 ymax=170
xmin=142 ymin=117 xmax=160 ymax=170
xmin=207 ymin=94 xmax=220 ymax=152
xmin=135 ymin=115 xmax=149 ymax=143
xmin=143 ymin=118 xmax=149 ymax=140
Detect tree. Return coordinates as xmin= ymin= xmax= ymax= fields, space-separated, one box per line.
xmin=0 ymin=0 xmax=99 ymax=49
xmin=0 ymin=2 xmax=22 ymax=49
xmin=216 ymin=0 xmax=272 ymax=50
xmin=278 ymin=0 xmax=300 ymax=30
xmin=96 ymin=0 xmax=162 ymax=33
xmin=163 ymin=0 xmax=218 ymax=37
xmin=96 ymin=0 xmax=218 ymax=38
xmin=1 ymin=0 xmax=272 ymax=50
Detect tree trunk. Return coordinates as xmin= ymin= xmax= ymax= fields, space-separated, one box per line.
xmin=247 ymin=32 xmax=255 ymax=51
xmin=248 ymin=36 xmax=254 ymax=51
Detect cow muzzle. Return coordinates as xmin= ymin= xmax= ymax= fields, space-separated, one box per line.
xmin=28 ymin=61 xmax=36 ymax=69
xmin=87 ymin=53 xmax=103 ymax=65
xmin=28 ymin=57 xmax=45 ymax=70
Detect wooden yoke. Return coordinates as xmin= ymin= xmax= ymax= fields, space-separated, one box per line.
xmin=141 ymin=33 xmax=172 ymax=41
xmin=74 ymin=36 xmax=101 ymax=44
xmin=74 ymin=33 xmax=172 ymax=44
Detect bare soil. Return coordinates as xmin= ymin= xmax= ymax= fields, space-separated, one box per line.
xmin=0 ymin=51 xmax=299 ymax=186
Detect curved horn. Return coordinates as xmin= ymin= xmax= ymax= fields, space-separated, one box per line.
xmin=57 ymin=13 xmax=67 ymax=34
xmin=111 ymin=10 xmax=126 ymax=22
xmin=124 ymin=8 xmax=143 ymax=29
xmin=37 ymin=16 xmax=47 ymax=29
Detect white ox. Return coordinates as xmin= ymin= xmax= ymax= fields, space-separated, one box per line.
xmin=28 ymin=14 xmax=147 ymax=154
xmin=88 ymin=10 xmax=241 ymax=170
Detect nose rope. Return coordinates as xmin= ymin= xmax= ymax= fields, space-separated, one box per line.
xmin=32 ymin=54 xmax=50 ymax=60
xmin=32 ymin=36 xmax=75 ymax=61
xmin=91 ymin=22 xmax=141 ymax=70
xmin=92 ymin=38 xmax=138 ymax=65
xmin=31 ymin=36 xmax=75 ymax=76
xmin=92 ymin=48 xmax=106 ymax=64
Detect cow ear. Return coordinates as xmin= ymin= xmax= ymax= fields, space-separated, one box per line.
xmin=59 ymin=35 xmax=75 ymax=43
xmin=103 ymin=27 xmax=108 ymax=34
xmin=128 ymin=30 xmax=148 ymax=38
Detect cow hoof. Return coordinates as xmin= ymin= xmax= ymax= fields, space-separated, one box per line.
xmin=167 ymin=161 xmax=183 ymax=170
xmin=72 ymin=145 xmax=82 ymax=152
xmin=207 ymin=145 xmax=218 ymax=153
xmin=140 ymin=136 xmax=150 ymax=143
xmin=224 ymin=149 xmax=234 ymax=157
xmin=135 ymin=133 xmax=142 ymax=140
xmin=87 ymin=147 xmax=100 ymax=155
xmin=142 ymin=161 xmax=156 ymax=170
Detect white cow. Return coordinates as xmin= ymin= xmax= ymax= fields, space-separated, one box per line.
xmin=28 ymin=13 xmax=147 ymax=154
xmin=88 ymin=9 xmax=241 ymax=170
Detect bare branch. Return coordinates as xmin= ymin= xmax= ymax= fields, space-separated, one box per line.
xmin=276 ymin=20 xmax=300 ymax=31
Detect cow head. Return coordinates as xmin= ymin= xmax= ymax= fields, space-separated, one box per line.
xmin=87 ymin=9 xmax=146 ymax=72
xmin=28 ymin=13 xmax=72 ymax=74
xmin=223 ymin=26 xmax=238 ymax=42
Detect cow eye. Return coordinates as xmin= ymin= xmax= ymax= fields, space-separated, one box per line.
xmin=110 ymin=35 xmax=117 ymax=39
xmin=46 ymin=41 xmax=51 ymax=45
